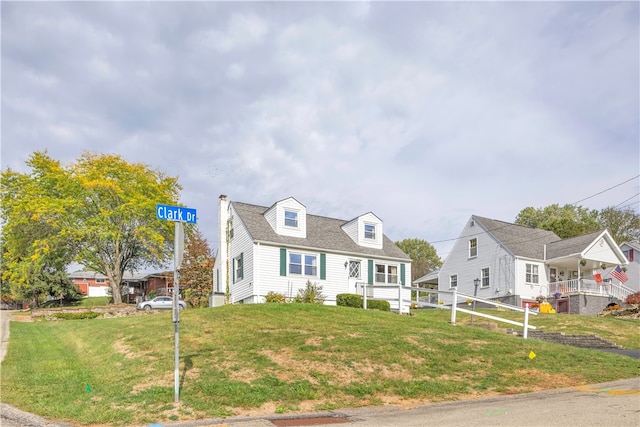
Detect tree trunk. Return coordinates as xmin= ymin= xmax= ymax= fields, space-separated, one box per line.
xmin=110 ymin=280 xmax=122 ymax=304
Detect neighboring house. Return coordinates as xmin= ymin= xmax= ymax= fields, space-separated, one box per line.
xmin=434 ymin=216 xmax=631 ymax=315
xmin=69 ymin=270 xmax=169 ymax=303
xmin=212 ymin=195 xmax=412 ymax=312
xmin=69 ymin=271 xmax=111 ymax=297
xmin=602 ymin=242 xmax=640 ymax=293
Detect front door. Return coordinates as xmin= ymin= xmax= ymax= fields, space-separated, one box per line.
xmin=347 ymin=260 xmax=363 ymax=295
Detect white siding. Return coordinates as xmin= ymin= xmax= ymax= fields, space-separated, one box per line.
xmin=438 ymin=218 xmax=515 ymax=303
xmin=583 ymin=235 xmax=625 ymax=265
xmin=264 ymin=197 xmax=307 ymax=238
xmin=341 ymin=219 xmax=358 ymax=244
xmin=228 ymin=205 xmax=256 ymax=303
xmin=251 ymin=244 xmax=411 ymax=311
xmin=341 ymin=212 xmax=383 ymax=250
xmin=515 ymin=259 xmax=546 ymax=301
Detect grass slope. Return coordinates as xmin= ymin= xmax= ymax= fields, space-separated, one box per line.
xmin=1 ymin=304 xmax=639 ymax=426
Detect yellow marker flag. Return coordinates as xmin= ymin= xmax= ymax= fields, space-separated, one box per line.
xmin=529 ymin=351 xmax=536 ymax=359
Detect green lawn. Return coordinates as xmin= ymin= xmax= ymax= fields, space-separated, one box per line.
xmin=1 ymin=304 xmax=638 ymax=426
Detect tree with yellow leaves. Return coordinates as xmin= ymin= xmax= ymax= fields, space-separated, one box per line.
xmin=1 ymin=151 xmax=182 ymax=304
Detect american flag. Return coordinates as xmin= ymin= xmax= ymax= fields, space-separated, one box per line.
xmin=610 ymin=266 xmax=628 ymax=284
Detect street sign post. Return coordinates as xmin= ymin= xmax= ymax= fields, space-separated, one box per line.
xmin=156 ymin=204 xmax=196 ymax=403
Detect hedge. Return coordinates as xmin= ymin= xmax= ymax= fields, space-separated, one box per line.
xmin=336 ymin=293 xmax=390 ymax=312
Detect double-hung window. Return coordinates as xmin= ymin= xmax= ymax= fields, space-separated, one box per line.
xmin=234 ymin=253 xmax=244 ymax=282
xmin=365 ymin=224 xmax=376 ymax=240
xmin=375 ymin=264 xmax=398 ymax=284
xmin=469 ymin=238 xmax=478 ymax=258
xmin=526 ymin=264 xmax=539 ymax=284
xmin=481 ymin=267 xmax=490 ymax=288
xmin=289 ymin=252 xmax=317 ymax=277
xmin=284 ymin=210 xmax=298 ymax=228
xmin=450 ymin=275 xmax=458 ymax=288
xmin=387 ymin=265 xmax=398 ymax=284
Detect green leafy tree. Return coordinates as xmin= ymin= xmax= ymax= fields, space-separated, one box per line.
xmin=597 ymin=206 xmax=640 ymax=244
xmin=515 ymin=203 xmax=639 ymax=243
xmin=1 ymin=151 xmax=181 ymax=304
xmin=1 ymin=157 xmax=77 ymax=306
xmin=515 ymin=204 xmax=600 ymax=239
xmin=394 ymin=238 xmax=442 ymax=283
xmin=179 ymin=227 xmax=215 ymax=308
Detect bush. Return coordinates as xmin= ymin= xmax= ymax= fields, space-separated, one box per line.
xmin=336 ymin=293 xmax=390 ymax=311
xmin=293 ymin=281 xmax=325 ymax=304
xmin=367 ymin=300 xmax=391 ymax=312
xmin=625 ymin=292 xmax=640 ymax=305
xmin=336 ymin=293 xmax=363 ymax=308
xmin=265 ymin=291 xmax=287 ymax=303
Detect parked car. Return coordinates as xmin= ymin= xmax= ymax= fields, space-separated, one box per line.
xmin=137 ymin=296 xmax=186 ymax=312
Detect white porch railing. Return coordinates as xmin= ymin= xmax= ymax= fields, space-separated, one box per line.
xmin=548 ymin=279 xmax=634 ymax=301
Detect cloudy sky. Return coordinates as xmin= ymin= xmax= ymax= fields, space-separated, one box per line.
xmin=2 ymin=1 xmax=639 ymax=260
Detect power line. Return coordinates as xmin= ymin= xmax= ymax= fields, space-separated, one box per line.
xmin=571 ymin=175 xmax=639 ymax=205
xmin=612 ymin=193 xmax=640 ymax=209
xmin=430 ymin=175 xmax=640 ymax=258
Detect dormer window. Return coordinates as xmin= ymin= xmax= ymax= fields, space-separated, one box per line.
xmin=364 ymin=224 xmax=376 ymax=240
xmin=284 ymin=210 xmax=298 ymax=228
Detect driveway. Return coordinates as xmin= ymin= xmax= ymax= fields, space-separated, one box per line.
xmin=0 ymin=310 xmax=13 ymax=363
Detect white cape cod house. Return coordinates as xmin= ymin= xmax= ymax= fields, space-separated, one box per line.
xmin=436 ymin=216 xmax=632 ymax=315
xmin=212 ymin=195 xmax=412 ymax=312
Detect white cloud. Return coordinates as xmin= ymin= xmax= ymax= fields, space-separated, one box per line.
xmin=2 ymin=1 xmax=638 ymax=260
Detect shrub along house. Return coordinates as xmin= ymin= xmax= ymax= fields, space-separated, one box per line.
xmin=212 ymin=195 xmax=412 ymax=312
xmin=436 ymin=215 xmax=632 ymax=315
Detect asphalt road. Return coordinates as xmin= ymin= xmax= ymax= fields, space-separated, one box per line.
xmin=1 ymin=311 xmax=639 ymax=427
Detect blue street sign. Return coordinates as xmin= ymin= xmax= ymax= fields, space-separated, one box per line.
xmin=156 ymin=204 xmax=197 ymax=224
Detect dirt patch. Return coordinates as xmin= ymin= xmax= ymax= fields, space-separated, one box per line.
xmin=9 ymin=314 xmax=33 ymax=322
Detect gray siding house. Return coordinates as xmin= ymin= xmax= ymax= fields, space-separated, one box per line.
xmin=435 ymin=216 xmax=631 ymax=315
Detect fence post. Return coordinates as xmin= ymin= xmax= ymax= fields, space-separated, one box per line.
xmin=523 ymin=303 xmax=530 ymax=339
xmin=450 ymin=289 xmax=457 ymax=324
xmin=363 ymin=283 xmax=367 ymax=310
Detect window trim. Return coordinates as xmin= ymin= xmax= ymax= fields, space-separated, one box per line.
xmin=450 ymin=274 xmax=458 ymax=288
xmin=481 ymin=267 xmax=490 ymax=288
xmin=284 ymin=210 xmax=298 ymax=228
xmin=288 ymin=252 xmax=318 ymax=277
xmin=525 ymin=263 xmax=539 ymax=284
xmin=374 ymin=263 xmax=398 ymax=284
xmin=469 ymin=238 xmax=478 ymax=258
xmin=364 ymin=223 xmax=376 ymax=240
xmin=234 ymin=253 xmax=244 ymax=283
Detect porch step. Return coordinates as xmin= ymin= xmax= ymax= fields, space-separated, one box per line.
xmin=508 ymin=329 xmax=624 ymax=349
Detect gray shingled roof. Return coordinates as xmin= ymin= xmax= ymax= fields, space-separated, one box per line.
xmin=232 ymin=201 xmax=410 ymax=261
xmin=473 ymin=216 xmax=561 ymax=259
xmin=546 ymin=230 xmax=605 ymax=259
